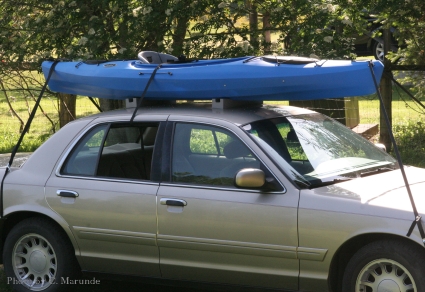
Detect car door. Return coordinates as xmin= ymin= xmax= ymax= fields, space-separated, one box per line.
xmin=157 ymin=120 xmax=300 ymax=290
xmin=45 ymin=120 xmax=164 ymax=277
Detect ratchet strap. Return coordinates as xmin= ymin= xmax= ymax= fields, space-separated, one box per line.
xmin=386 ymin=73 xmax=425 ymax=111
xmin=130 ymin=64 xmax=162 ymax=123
xmin=368 ymin=61 xmax=425 ymax=244
xmin=0 ymin=59 xmax=60 ymax=217
xmin=88 ymin=96 xmax=102 ymax=112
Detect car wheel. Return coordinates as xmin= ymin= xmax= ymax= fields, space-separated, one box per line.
xmin=373 ymin=41 xmax=385 ymax=61
xmin=342 ymin=240 xmax=425 ymax=292
xmin=3 ymin=217 xmax=79 ymax=292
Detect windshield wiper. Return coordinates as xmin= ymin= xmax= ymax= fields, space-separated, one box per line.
xmin=294 ymin=178 xmax=311 ymax=188
xmin=308 ymin=178 xmax=352 ymax=189
xmin=360 ymin=167 xmax=394 ymax=178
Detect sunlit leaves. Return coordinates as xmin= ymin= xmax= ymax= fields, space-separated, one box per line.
xmin=0 ymin=0 xmax=424 ymax=67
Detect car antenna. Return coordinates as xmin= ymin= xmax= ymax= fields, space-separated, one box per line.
xmin=368 ymin=61 xmax=425 ymax=245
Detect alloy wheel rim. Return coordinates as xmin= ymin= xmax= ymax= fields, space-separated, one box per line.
xmin=356 ymin=258 xmax=416 ymax=292
xmin=376 ymin=43 xmax=385 ymax=61
xmin=12 ymin=233 xmax=57 ymax=291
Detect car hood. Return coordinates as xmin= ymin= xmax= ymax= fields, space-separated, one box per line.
xmin=309 ymin=166 xmax=425 ymax=220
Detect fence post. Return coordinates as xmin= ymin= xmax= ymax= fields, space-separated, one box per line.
xmin=379 ymin=28 xmax=393 ymax=152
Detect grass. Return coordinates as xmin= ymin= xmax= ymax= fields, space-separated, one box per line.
xmin=353 ymin=87 xmax=425 ymax=167
xmin=0 ymin=89 xmax=99 ymax=153
xmin=392 ymin=121 xmax=425 ymax=167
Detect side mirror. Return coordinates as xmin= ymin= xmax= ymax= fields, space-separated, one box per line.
xmin=235 ymin=168 xmax=281 ymax=192
xmin=375 ymin=143 xmax=386 ymax=152
xmin=235 ymin=168 xmax=265 ymax=188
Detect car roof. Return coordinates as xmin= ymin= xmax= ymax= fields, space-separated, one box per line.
xmin=82 ymin=102 xmax=316 ymax=125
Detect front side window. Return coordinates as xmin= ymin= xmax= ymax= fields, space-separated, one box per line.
xmin=172 ymin=123 xmax=260 ymax=186
xmin=61 ymin=123 xmax=159 ymax=180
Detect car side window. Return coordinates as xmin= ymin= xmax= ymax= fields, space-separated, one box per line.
xmin=172 ymin=123 xmax=261 ymax=186
xmin=61 ymin=123 xmax=159 ymax=180
xmin=61 ymin=124 xmax=108 ymax=176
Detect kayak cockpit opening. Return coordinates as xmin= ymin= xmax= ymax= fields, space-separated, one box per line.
xmin=261 ymin=55 xmax=319 ymax=65
xmin=136 ymin=51 xmax=320 ymax=66
xmin=138 ymin=51 xmax=178 ymax=64
xmin=137 ymin=51 xmax=195 ymax=64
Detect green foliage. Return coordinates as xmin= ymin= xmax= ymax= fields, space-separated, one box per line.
xmin=0 ymin=0 xmax=425 ymax=164
xmin=189 ymin=128 xmax=231 ymax=154
xmin=0 ymin=0 xmax=369 ymax=62
xmin=393 ymin=121 xmax=425 ymax=167
xmin=0 ymin=0 xmax=423 ymax=65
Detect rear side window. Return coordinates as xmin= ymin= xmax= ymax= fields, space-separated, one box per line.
xmin=61 ymin=123 xmax=159 ymax=180
xmin=61 ymin=124 xmax=108 ymax=176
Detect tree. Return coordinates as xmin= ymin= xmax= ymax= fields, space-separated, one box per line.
xmin=0 ymin=0 xmax=178 ymax=114
xmin=1 ymin=0 xmax=425 ymax=125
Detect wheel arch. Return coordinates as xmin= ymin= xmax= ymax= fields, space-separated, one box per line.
xmin=328 ymin=232 xmax=425 ymax=292
xmin=0 ymin=211 xmax=81 ymax=266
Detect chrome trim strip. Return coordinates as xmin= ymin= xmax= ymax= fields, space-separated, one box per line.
xmin=54 ymin=174 xmax=160 ymax=185
xmin=297 ymin=247 xmax=328 ymax=261
xmin=159 ymin=182 xmax=285 ymax=194
xmin=157 ymin=234 xmax=297 ymax=259
xmin=73 ymin=226 xmax=156 ymax=246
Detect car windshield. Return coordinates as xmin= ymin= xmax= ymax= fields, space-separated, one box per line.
xmin=243 ymin=113 xmax=398 ymax=188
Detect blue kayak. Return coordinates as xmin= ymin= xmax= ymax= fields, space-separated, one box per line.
xmin=41 ymin=55 xmax=384 ymax=101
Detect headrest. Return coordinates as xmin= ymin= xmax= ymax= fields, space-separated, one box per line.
xmin=143 ymin=127 xmax=158 ymax=145
xmin=223 ymin=140 xmax=251 ymax=159
xmin=286 ymin=130 xmax=299 ymax=142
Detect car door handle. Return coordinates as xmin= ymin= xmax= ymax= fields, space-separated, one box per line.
xmin=56 ymin=190 xmax=79 ymax=198
xmin=160 ymin=198 xmax=187 ymax=207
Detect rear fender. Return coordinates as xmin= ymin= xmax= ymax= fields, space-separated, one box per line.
xmin=2 ymin=205 xmax=81 ymax=258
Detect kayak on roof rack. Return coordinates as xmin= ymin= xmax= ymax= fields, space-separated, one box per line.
xmin=41 ymin=52 xmax=384 ymax=101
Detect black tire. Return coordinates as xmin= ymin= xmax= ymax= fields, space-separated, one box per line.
xmin=342 ymin=240 xmax=425 ymax=292
xmin=3 ymin=217 xmax=80 ymax=292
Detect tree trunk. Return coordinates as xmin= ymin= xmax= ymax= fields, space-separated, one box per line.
xmin=58 ymin=93 xmax=76 ymax=128
xmin=263 ymin=12 xmax=271 ymax=54
xmin=99 ymin=99 xmax=124 ymax=112
xmin=172 ymin=10 xmax=190 ymax=57
xmin=247 ymin=1 xmax=258 ymax=43
xmin=144 ymin=0 xmax=170 ymax=51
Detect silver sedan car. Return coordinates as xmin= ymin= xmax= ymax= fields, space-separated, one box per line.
xmin=1 ymin=103 xmax=425 ymax=292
